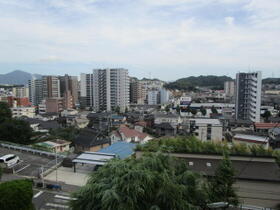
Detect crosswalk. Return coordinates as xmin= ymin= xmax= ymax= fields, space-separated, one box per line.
xmin=33 ymin=191 xmax=73 ymax=210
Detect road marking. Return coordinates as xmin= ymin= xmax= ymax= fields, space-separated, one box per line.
xmin=46 ymin=203 xmax=69 ymax=209
xmin=33 ymin=191 xmax=44 ymax=198
xmin=55 ymin=195 xmax=77 ymax=200
xmin=15 ymin=164 xmax=31 ymax=173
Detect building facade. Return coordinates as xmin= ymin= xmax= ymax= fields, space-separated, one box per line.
xmin=93 ymin=69 xmax=129 ymax=112
xmin=28 ymin=79 xmax=43 ymax=106
xmin=235 ymin=72 xmax=262 ymax=122
xmin=42 ymin=76 xmax=61 ymax=99
xmin=80 ymin=73 xmax=94 ymax=108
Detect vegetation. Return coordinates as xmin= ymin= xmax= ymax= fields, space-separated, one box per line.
xmin=200 ymin=106 xmax=207 ymax=116
xmin=190 ymin=108 xmax=197 ymax=116
xmin=71 ymin=153 xmax=237 ymax=210
xmin=0 ymin=102 xmax=12 ymax=123
xmin=0 ymin=179 xmax=34 ymax=210
xmin=207 ymin=153 xmax=238 ymax=206
xmin=0 ymin=167 xmax=2 ymax=181
xmin=136 ymin=137 xmax=280 ymax=163
xmin=0 ymin=118 xmax=33 ymax=144
xmin=48 ymin=127 xmax=80 ymax=142
xmin=262 ymin=78 xmax=280 ymax=85
xmin=261 ymin=110 xmax=271 ymax=122
xmin=211 ymin=106 xmax=218 ymax=114
xmin=0 ymin=102 xmax=33 ymax=144
xmin=164 ymin=75 xmax=233 ymax=90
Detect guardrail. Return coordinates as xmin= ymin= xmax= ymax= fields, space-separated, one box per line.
xmin=0 ymin=143 xmax=66 ymax=158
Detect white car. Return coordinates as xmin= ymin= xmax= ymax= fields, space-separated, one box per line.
xmin=0 ymin=154 xmax=20 ymax=168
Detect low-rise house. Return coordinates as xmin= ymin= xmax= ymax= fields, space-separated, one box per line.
xmin=154 ymin=112 xmax=181 ymax=127
xmin=111 ymin=125 xmax=153 ymax=144
xmin=111 ymin=115 xmax=126 ymax=127
xmin=73 ymin=128 xmax=111 ymax=152
xmin=254 ymin=122 xmax=280 ymax=134
xmin=233 ymin=134 xmax=269 ymax=149
xmin=134 ymin=121 xmax=147 ymax=133
xmin=155 ymin=123 xmax=177 ymax=136
xmin=36 ymin=139 xmax=71 ymax=153
xmin=22 ymin=117 xmax=61 ymax=133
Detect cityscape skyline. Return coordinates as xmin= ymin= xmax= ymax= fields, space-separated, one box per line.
xmin=0 ymin=0 xmax=280 ymax=80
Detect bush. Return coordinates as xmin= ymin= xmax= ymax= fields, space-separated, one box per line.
xmin=0 ymin=179 xmax=34 ymax=210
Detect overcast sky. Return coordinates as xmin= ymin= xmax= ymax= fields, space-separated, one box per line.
xmin=0 ymin=0 xmax=279 ymax=80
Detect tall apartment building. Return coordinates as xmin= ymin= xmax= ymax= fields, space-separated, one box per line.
xmin=147 ymin=90 xmax=159 ymax=105
xmin=130 ymin=78 xmax=146 ymax=105
xmin=224 ymin=81 xmax=235 ymax=97
xmin=80 ymin=73 xmax=94 ymax=108
xmin=42 ymin=76 xmax=60 ymax=99
xmin=93 ymin=69 xmax=129 ymax=112
xmin=28 ymin=79 xmax=43 ymax=106
xmin=59 ymin=75 xmax=78 ymax=109
xmin=12 ymin=86 xmax=29 ymax=98
xmin=235 ymin=72 xmax=262 ymax=122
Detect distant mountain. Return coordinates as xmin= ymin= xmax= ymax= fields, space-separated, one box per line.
xmin=262 ymin=78 xmax=280 ymax=85
xmin=0 ymin=70 xmax=42 ymax=85
xmin=164 ymin=75 xmax=233 ymax=90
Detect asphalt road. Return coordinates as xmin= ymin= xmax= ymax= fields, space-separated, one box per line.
xmin=0 ymin=147 xmax=56 ymax=177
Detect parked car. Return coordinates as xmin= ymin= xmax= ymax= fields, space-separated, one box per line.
xmin=0 ymin=154 xmax=20 ymax=168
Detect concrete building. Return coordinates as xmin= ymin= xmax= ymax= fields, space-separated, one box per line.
xmin=160 ymin=88 xmax=170 ymax=104
xmin=224 ymin=81 xmax=235 ymax=97
xmin=11 ymin=106 xmax=36 ymax=118
xmin=42 ymin=76 xmax=61 ymax=99
xmin=129 ymin=78 xmax=146 ymax=105
xmin=184 ymin=118 xmax=223 ymax=141
xmin=12 ymin=86 xmax=29 ymax=98
xmin=235 ymin=72 xmax=262 ymax=122
xmin=80 ymin=73 xmax=94 ymax=108
xmin=59 ymin=74 xmax=78 ymax=109
xmin=28 ymin=79 xmax=43 ymax=106
xmin=93 ymin=69 xmax=129 ymax=112
xmin=147 ymin=90 xmax=159 ymax=105
xmin=45 ymin=98 xmax=64 ymax=113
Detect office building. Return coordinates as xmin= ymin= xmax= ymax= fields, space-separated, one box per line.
xmin=80 ymin=73 xmax=94 ymax=108
xmin=93 ymin=69 xmax=129 ymax=112
xmin=59 ymin=74 xmax=79 ymax=109
xmin=28 ymin=79 xmax=43 ymax=106
xmin=235 ymin=72 xmax=262 ymax=122
xmin=42 ymin=76 xmax=60 ymax=99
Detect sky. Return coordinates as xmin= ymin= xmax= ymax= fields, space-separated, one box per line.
xmin=0 ymin=0 xmax=279 ymax=81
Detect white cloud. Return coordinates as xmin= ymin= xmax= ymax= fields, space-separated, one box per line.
xmin=0 ymin=0 xmax=279 ymax=79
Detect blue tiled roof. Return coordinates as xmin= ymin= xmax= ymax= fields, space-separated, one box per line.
xmin=98 ymin=142 xmax=136 ymax=159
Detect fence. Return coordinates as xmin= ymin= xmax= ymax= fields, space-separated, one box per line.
xmin=0 ymin=143 xmax=66 ymax=158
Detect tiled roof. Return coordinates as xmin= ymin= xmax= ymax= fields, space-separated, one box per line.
xmin=255 ymin=122 xmax=280 ymax=129
xmin=119 ymin=125 xmax=149 ymax=140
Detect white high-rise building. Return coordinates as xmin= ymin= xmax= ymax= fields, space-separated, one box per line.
xmin=160 ymin=88 xmax=170 ymax=104
xmin=235 ymin=72 xmax=262 ymax=122
xmin=224 ymin=81 xmax=235 ymax=97
xmin=147 ymin=90 xmax=159 ymax=105
xmin=93 ymin=69 xmax=129 ymax=112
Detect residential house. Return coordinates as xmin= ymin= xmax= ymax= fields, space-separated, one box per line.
xmin=111 ymin=125 xmax=153 ymax=144
xmin=73 ymin=128 xmax=111 ymax=152
xmin=232 ymin=134 xmax=269 ymax=149
xmin=36 ymin=139 xmax=71 ymax=153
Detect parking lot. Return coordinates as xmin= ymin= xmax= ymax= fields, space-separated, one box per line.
xmin=0 ymin=147 xmax=58 ymax=177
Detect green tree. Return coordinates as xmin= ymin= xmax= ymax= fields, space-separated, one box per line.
xmin=0 ymin=166 xmax=2 ymax=181
xmin=0 ymin=179 xmax=34 ymax=210
xmin=176 ymin=105 xmax=180 ymax=113
xmin=71 ymin=153 xmax=209 ymax=210
xmin=165 ymin=105 xmax=170 ymax=112
xmin=207 ymin=153 xmax=238 ymax=206
xmin=0 ymin=119 xmax=33 ymax=144
xmin=211 ymin=106 xmax=218 ymax=114
xmin=0 ymin=102 xmax=12 ymax=123
xmin=114 ymin=106 xmax=120 ymax=114
xmin=190 ymin=108 xmax=197 ymax=116
xmin=262 ymin=110 xmax=271 ymax=122
xmin=200 ymin=106 xmax=207 ymax=116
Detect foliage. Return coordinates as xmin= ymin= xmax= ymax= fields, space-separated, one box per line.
xmin=136 ymin=137 xmax=280 ymax=163
xmin=176 ymin=105 xmax=180 ymax=113
xmin=164 ymin=75 xmax=233 ymax=90
xmin=71 ymin=153 xmax=210 ymax=210
xmin=0 ymin=119 xmax=33 ymax=144
xmin=0 ymin=102 xmax=12 ymax=123
xmin=199 ymin=106 xmax=207 ymax=116
xmin=0 ymin=179 xmax=34 ymax=210
xmin=211 ymin=106 xmax=218 ymax=114
xmin=261 ymin=110 xmax=271 ymax=122
xmin=49 ymin=127 xmax=80 ymax=142
xmin=0 ymin=166 xmax=2 ymax=181
xmin=207 ymin=154 xmax=238 ymax=206
xmin=190 ymin=108 xmax=197 ymax=116
xmin=262 ymin=78 xmax=280 ymax=85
